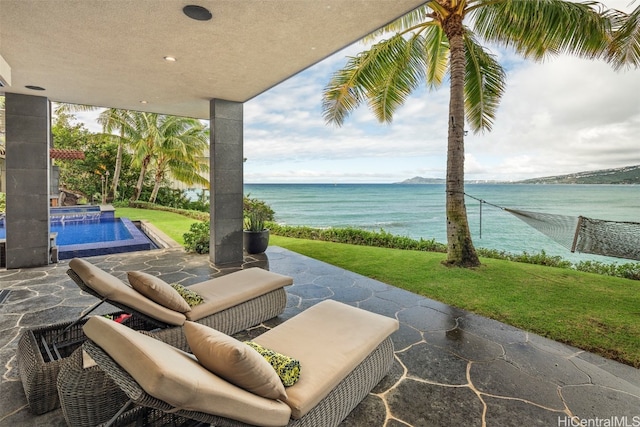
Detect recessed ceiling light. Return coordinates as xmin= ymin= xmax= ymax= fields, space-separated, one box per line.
xmin=140 ymin=100 xmax=148 ymax=104
xmin=164 ymin=56 xmax=177 ymax=62
xmin=183 ymin=5 xmax=212 ymax=21
xmin=25 ymin=85 xmax=45 ymax=91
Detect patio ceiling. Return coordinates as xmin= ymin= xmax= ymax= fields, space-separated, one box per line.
xmin=0 ymin=0 xmax=426 ymax=119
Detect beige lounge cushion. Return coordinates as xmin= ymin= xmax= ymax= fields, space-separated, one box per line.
xmin=184 ymin=321 xmax=287 ymax=400
xmin=186 ymin=268 xmax=293 ymax=321
xmin=83 ymin=316 xmax=291 ymax=426
xmin=253 ymin=299 xmax=399 ymax=419
xmin=128 ymin=271 xmax=191 ymax=313
xmin=69 ymin=258 xmax=186 ymax=326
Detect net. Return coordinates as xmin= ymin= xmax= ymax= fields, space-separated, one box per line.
xmin=505 ymin=208 xmax=640 ymax=261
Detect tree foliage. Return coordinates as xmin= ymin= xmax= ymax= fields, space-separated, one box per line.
xmin=51 ymin=106 xmax=209 ymax=205
xmin=322 ymin=0 xmax=623 ymax=267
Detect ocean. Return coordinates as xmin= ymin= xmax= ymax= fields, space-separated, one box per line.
xmin=243 ymin=183 xmax=640 ymax=264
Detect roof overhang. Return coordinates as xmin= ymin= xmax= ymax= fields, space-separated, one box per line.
xmin=0 ymin=0 xmax=426 ymax=119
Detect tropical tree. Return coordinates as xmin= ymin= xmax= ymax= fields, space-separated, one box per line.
xmin=123 ymin=112 xmax=209 ymax=203
xmin=322 ymin=0 xmax=616 ymax=267
xmin=147 ymin=116 xmax=209 ymax=203
xmin=97 ymin=108 xmax=135 ymax=200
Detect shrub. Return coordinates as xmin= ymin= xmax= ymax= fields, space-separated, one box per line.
xmin=268 ymin=224 xmax=447 ymax=253
xmin=575 ymin=261 xmax=640 ymax=280
xmin=183 ymin=221 xmax=210 ymax=254
xmin=244 ymin=195 xmax=274 ymax=221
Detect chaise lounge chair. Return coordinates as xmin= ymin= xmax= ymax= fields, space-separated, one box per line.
xmin=81 ymin=299 xmax=399 ymax=427
xmin=18 ymin=257 xmax=293 ymax=415
xmin=65 ymin=257 xmax=292 ymax=351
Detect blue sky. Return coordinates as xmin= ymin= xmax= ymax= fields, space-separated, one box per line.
xmin=77 ymin=1 xmax=640 ymax=184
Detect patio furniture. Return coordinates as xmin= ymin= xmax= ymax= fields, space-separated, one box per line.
xmin=17 ymin=313 xmax=157 ymax=415
xmin=66 ymin=257 xmax=293 ymax=351
xmin=82 ymin=299 xmax=399 ymax=427
xmin=18 ymin=258 xmax=292 ymax=415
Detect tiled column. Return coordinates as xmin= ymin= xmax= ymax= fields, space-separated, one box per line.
xmin=5 ymin=93 xmax=51 ymax=268
xmin=209 ymin=99 xmax=243 ymax=265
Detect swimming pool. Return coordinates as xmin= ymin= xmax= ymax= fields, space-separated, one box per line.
xmin=53 ymin=218 xmax=157 ymax=259
xmin=0 ymin=216 xmax=157 ymax=260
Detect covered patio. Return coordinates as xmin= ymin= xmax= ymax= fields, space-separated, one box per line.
xmin=0 ymin=0 xmax=426 ymax=268
xmin=2 ymin=2 xmax=640 ymax=426
xmin=1 ymin=247 xmax=639 ymax=425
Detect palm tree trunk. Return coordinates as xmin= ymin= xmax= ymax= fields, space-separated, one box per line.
xmin=110 ymin=140 xmax=123 ymax=200
xmin=131 ymin=156 xmax=150 ymax=202
xmin=443 ymin=16 xmax=480 ymax=267
xmin=149 ymin=171 xmax=163 ymax=203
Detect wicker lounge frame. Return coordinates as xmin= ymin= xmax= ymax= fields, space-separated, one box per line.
xmin=67 ymin=268 xmax=288 ymax=352
xmin=83 ymin=337 xmax=395 ymax=427
xmin=18 ymin=266 xmax=289 ymax=416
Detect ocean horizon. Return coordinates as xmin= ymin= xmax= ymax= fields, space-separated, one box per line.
xmin=243 ymin=183 xmax=639 ymax=264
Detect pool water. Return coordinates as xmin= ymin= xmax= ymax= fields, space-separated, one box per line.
xmin=0 ymin=217 xmax=157 ymax=260
xmin=53 ymin=218 xmax=132 ymax=245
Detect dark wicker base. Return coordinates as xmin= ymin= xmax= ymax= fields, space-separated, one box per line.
xmin=84 ymin=336 xmax=395 ymax=427
xmin=17 ymin=314 xmax=157 ymax=415
xmin=99 ymin=406 xmax=201 ymax=427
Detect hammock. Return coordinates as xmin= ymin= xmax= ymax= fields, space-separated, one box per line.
xmin=505 ymin=209 xmax=640 ymax=261
xmin=464 ymin=193 xmax=640 ymax=261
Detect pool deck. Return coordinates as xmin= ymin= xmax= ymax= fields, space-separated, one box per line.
xmin=1 ymin=247 xmax=639 ymax=426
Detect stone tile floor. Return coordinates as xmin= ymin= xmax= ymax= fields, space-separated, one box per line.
xmin=1 ymin=246 xmax=639 ymax=426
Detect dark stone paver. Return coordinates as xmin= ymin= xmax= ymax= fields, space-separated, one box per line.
xmin=1 ymin=245 xmax=639 ymax=426
xmin=483 ymin=396 xmax=564 ymax=426
xmin=387 ymin=380 xmax=484 ymax=426
xmin=471 ymin=359 xmax=565 ymax=410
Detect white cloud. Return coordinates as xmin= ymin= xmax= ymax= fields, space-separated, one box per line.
xmin=69 ymin=5 xmax=640 ymax=184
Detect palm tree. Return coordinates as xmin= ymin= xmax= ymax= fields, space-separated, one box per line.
xmin=97 ymin=108 xmax=135 ymax=200
xmin=147 ymin=116 xmax=209 ymax=203
xmin=322 ymin=0 xmax=615 ymax=267
xmin=126 ymin=112 xmax=161 ymax=202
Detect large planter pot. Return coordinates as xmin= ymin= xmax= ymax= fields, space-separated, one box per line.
xmin=243 ymin=229 xmax=270 ymax=254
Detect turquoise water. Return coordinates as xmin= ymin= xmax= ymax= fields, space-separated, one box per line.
xmin=244 ymin=183 xmax=640 ymax=264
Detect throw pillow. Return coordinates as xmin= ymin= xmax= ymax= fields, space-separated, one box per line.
xmin=127 ymin=271 xmax=190 ymax=313
xmin=245 ymin=341 xmax=301 ymax=387
xmin=184 ymin=321 xmax=287 ymax=400
xmin=170 ymin=283 xmax=205 ymax=307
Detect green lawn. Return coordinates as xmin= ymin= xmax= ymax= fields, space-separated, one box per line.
xmin=116 ymin=207 xmax=640 ymax=367
xmin=115 ymin=207 xmax=198 ymax=245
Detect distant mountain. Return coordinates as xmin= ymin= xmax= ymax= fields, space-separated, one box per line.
xmin=396 ymin=176 xmax=445 ymax=184
xmin=397 ymin=165 xmax=640 ymax=185
xmin=515 ymin=165 xmax=640 ymax=185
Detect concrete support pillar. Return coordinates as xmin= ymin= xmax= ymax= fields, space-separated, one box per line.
xmin=5 ymin=93 xmax=51 ymax=268
xmin=209 ymin=99 xmax=243 ymax=265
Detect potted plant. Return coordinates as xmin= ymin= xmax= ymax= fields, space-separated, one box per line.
xmin=243 ymin=211 xmax=269 ymax=254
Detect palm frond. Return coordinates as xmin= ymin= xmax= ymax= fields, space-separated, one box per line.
xmin=366 ymin=34 xmax=427 ymax=123
xmin=322 ymin=59 xmax=367 ymax=126
xmin=53 ymin=102 xmax=99 ymax=116
xmin=323 ymin=36 xmax=417 ymax=126
xmin=423 ymin=23 xmax=450 ymax=88
xmin=363 ymin=5 xmax=435 ymax=42
xmin=463 ymin=31 xmax=506 ymax=133
xmin=472 ymin=0 xmax=612 ymax=61
xmin=608 ymin=5 xmax=640 ymax=70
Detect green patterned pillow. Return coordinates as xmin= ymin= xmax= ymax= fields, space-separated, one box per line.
xmin=170 ymin=283 xmax=204 ymax=307
xmin=245 ymin=341 xmax=301 ymax=387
